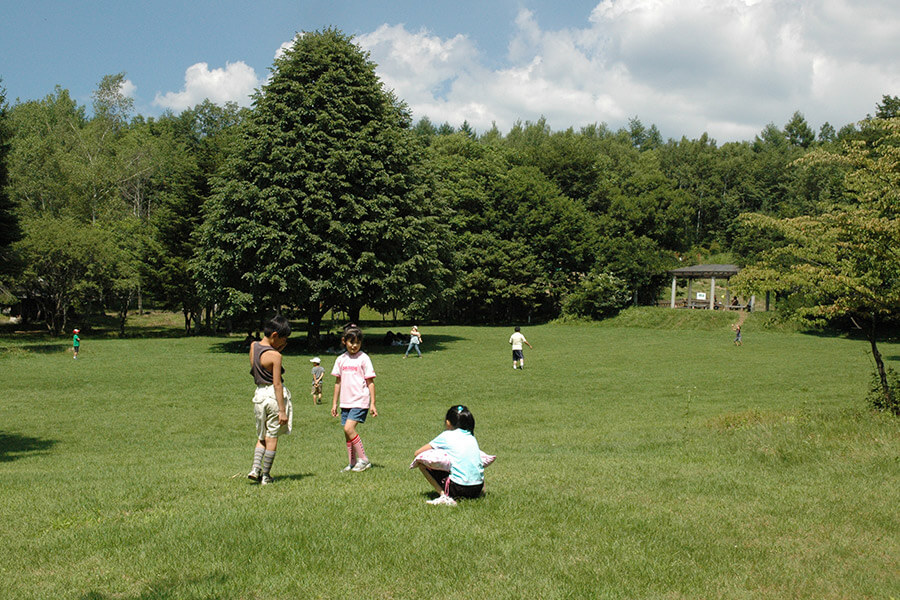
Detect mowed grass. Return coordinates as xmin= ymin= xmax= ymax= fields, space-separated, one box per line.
xmin=1 ymin=314 xmax=898 ymax=599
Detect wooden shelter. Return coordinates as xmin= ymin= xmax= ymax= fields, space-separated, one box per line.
xmin=667 ymin=264 xmax=747 ymax=310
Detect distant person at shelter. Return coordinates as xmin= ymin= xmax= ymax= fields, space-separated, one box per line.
xmin=509 ymin=326 xmax=533 ymax=370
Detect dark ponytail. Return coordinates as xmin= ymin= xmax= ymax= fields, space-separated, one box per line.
xmin=445 ymin=405 xmax=475 ymax=434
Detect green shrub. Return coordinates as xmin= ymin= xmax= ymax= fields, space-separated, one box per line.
xmin=561 ymin=271 xmax=630 ymax=320
xmin=868 ymin=366 xmax=900 ymax=415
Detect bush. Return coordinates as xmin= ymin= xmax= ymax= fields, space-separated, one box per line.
xmin=561 ymin=271 xmax=630 ymax=321
xmin=867 ymin=366 xmax=900 ymax=416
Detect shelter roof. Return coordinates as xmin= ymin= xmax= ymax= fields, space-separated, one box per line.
xmin=668 ymin=264 xmax=740 ymax=278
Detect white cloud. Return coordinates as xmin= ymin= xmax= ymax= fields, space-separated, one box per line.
xmin=355 ymin=0 xmax=900 ymax=142
xmin=153 ymin=61 xmax=261 ymax=111
xmin=119 ymin=79 xmax=137 ymax=99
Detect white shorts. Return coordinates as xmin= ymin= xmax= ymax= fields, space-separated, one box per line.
xmin=253 ymin=385 xmax=293 ymax=439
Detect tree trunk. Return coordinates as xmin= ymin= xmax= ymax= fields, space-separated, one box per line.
xmin=347 ymin=303 xmax=361 ymax=327
xmin=306 ymin=301 xmax=326 ymax=348
xmin=868 ymin=316 xmax=895 ymax=413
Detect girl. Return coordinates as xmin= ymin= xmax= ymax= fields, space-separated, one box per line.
xmin=403 ymin=325 xmax=422 ymax=358
xmin=331 ymin=327 xmax=377 ymax=472
xmin=414 ymin=405 xmax=484 ymax=506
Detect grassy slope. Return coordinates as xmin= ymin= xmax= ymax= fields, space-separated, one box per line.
xmin=0 ymin=311 xmax=897 ymax=599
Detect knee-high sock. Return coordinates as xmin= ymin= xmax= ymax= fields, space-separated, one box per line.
xmin=251 ymin=447 xmax=265 ymax=472
xmin=262 ymin=450 xmax=276 ymax=475
xmin=346 ymin=439 xmax=356 ymax=466
xmin=350 ymin=434 xmax=368 ymax=463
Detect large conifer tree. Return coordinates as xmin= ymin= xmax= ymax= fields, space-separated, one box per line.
xmin=196 ymin=29 xmax=448 ymax=341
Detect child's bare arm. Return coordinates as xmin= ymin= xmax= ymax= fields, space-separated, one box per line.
xmin=271 ymin=352 xmax=288 ymax=424
xmin=331 ymin=378 xmax=341 ymax=417
xmin=414 ymin=443 xmax=433 ymax=456
xmin=367 ymin=379 xmax=377 ymax=417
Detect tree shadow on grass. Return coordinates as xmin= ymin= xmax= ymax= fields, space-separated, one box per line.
xmin=80 ymin=573 xmax=228 ymax=600
xmin=208 ymin=333 xmax=467 ymax=356
xmin=0 ymin=432 xmax=57 ymax=462
xmin=21 ymin=343 xmax=69 ymax=354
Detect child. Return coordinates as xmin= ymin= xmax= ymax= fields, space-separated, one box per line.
xmin=331 ymin=326 xmax=377 ymax=472
xmin=509 ymin=326 xmax=533 ymax=369
xmin=310 ymin=357 xmax=325 ymax=405
xmin=414 ymin=405 xmax=485 ymax=506
xmin=732 ymin=323 xmax=743 ymax=346
xmin=72 ymin=329 xmax=80 ymax=359
xmin=247 ymin=315 xmax=293 ymax=485
xmin=403 ymin=325 xmax=422 ymax=358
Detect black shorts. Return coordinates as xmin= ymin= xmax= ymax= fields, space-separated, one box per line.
xmin=512 ymin=349 xmax=524 ymax=360
xmin=424 ymin=468 xmax=484 ymax=499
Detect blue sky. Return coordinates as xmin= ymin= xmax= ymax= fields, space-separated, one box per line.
xmin=2 ymin=0 xmax=899 ymax=142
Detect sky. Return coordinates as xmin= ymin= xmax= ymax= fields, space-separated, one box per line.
xmin=2 ymin=0 xmax=899 ymax=143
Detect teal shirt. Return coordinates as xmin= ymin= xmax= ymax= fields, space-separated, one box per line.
xmin=73 ymin=334 xmax=80 ymax=348
xmin=429 ymin=428 xmax=484 ymax=486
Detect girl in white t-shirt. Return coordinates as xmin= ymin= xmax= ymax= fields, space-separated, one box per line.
xmin=413 ymin=405 xmax=484 ymax=506
xmin=331 ymin=327 xmax=377 ymax=472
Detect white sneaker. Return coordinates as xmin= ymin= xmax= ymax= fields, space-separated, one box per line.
xmin=351 ymin=460 xmax=371 ymax=472
xmin=426 ymin=494 xmax=457 ymax=506
xmin=260 ymin=474 xmax=274 ymax=485
xmin=247 ymin=469 xmax=261 ymax=482
xmin=340 ymin=464 xmax=354 ymax=473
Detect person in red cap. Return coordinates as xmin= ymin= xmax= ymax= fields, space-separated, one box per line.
xmin=72 ymin=329 xmax=81 ymax=359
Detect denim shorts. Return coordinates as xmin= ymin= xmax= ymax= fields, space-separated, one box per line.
xmin=340 ymin=407 xmax=368 ymax=424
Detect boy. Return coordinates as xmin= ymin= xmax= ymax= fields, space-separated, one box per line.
xmin=247 ymin=315 xmax=293 ymax=485
xmin=310 ymin=357 xmax=325 ymax=405
xmin=509 ymin=326 xmax=533 ymax=369
xmin=72 ymin=329 xmax=80 ymax=359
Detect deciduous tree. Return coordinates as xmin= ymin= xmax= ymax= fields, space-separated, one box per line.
xmin=733 ymin=118 xmax=900 ymax=414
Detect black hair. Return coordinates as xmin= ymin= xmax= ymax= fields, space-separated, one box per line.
xmin=342 ymin=326 xmax=363 ymax=345
xmin=445 ymin=405 xmax=475 ymax=434
xmin=264 ymin=315 xmax=291 ymax=339
xmin=514 ymin=326 xmax=521 ymax=332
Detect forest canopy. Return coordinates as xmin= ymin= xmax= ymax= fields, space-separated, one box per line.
xmin=1 ymin=34 xmax=898 ymax=347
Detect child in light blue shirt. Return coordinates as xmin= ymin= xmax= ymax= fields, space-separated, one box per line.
xmin=413 ymin=405 xmax=484 ymax=506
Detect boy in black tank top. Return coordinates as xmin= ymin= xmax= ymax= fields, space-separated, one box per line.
xmin=247 ymin=315 xmax=292 ymax=485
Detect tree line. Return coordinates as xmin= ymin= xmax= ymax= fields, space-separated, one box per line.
xmin=1 ymin=30 xmax=898 ymax=362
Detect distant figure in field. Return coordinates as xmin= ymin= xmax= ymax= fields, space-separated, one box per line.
xmin=404 ymin=325 xmax=423 ymax=358
xmin=509 ymin=326 xmax=533 ymax=369
xmin=331 ymin=326 xmax=377 ymax=472
xmin=247 ymin=315 xmax=293 ymax=485
xmin=310 ymin=357 xmax=325 ymax=405
xmin=732 ymin=323 xmax=743 ymax=346
xmin=72 ymin=328 xmax=80 ymax=359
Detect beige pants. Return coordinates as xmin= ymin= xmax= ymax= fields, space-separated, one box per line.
xmin=253 ymin=385 xmax=293 ymax=440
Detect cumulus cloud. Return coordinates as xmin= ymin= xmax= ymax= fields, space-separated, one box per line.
xmin=355 ymin=0 xmax=900 ymax=142
xmin=119 ymin=78 xmax=137 ymax=99
xmin=154 ymin=61 xmax=261 ymax=111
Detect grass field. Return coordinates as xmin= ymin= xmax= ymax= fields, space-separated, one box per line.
xmin=1 ymin=311 xmax=898 ymax=599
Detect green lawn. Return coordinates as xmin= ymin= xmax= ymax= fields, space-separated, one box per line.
xmin=1 ymin=313 xmax=898 ymax=599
